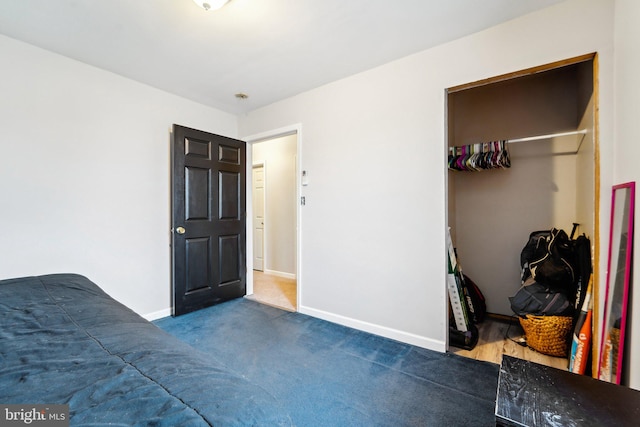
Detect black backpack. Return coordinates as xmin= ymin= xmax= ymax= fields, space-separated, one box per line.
xmin=520 ymin=230 xmax=551 ymax=281
xmin=521 ymin=228 xmax=577 ymax=296
xmin=515 ymin=227 xmax=592 ymax=319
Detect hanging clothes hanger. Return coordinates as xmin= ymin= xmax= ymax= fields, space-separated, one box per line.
xmin=448 ymin=129 xmax=587 ymax=172
xmin=448 ymin=139 xmax=511 ymax=172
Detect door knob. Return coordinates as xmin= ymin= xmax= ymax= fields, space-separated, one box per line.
xmin=176 ymin=226 xmax=186 ymax=235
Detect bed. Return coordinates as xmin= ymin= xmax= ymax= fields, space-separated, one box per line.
xmin=0 ymin=273 xmax=292 ymax=426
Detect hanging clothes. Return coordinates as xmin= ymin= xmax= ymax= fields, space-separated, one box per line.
xmin=448 ymin=140 xmax=511 ymax=171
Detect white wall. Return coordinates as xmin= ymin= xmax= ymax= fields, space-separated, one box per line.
xmin=239 ymin=0 xmax=615 ymax=352
xmin=614 ymin=0 xmax=640 ymax=389
xmin=0 ymin=34 xmax=238 ymax=318
xmin=252 ymin=135 xmax=297 ymax=276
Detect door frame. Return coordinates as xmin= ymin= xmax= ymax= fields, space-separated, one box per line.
xmin=443 ymin=54 xmax=600 ymax=366
xmin=243 ymin=124 xmax=302 ymax=311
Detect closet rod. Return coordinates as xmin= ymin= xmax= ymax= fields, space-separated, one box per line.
xmin=507 ymin=129 xmax=587 ymax=144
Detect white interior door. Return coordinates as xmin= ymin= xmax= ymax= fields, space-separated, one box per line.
xmin=252 ymin=164 xmax=265 ymax=271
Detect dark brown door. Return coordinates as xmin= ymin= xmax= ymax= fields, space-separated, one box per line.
xmin=171 ymin=124 xmax=246 ymax=316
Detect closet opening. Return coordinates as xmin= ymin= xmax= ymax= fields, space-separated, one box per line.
xmin=445 ymin=54 xmax=599 ymax=371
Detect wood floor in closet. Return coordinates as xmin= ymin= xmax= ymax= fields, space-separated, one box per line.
xmin=451 ymin=317 xmax=570 ymax=370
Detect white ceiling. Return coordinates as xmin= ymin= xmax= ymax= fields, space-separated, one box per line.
xmin=0 ymin=0 xmax=565 ymax=114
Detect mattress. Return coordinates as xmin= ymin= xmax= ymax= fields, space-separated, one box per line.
xmin=0 ymin=273 xmax=291 ymax=426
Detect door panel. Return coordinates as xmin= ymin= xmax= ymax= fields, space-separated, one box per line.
xmin=219 ymin=171 xmax=240 ymax=219
xmin=185 ymin=237 xmax=211 ymax=293
xmin=219 ymin=234 xmax=240 ymax=284
xmin=186 ymin=167 xmax=210 ymax=220
xmin=172 ymin=124 xmax=246 ymax=316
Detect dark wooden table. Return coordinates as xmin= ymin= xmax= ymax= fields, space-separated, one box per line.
xmin=496 ymin=355 xmax=640 ymax=426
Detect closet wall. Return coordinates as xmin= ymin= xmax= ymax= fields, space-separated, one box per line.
xmin=448 ymin=59 xmax=595 ymax=316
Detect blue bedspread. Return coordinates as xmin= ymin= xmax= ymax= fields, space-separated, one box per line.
xmin=0 ymin=274 xmax=291 ymax=426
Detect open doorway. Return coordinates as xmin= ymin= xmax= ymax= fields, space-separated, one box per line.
xmin=245 ymin=127 xmax=301 ymax=312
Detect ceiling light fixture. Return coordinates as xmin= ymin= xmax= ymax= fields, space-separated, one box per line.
xmin=192 ymin=0 xmax=230 ymax=11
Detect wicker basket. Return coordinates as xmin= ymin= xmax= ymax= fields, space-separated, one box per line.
xmin=519 ymin=315 xmax=573 ymax=357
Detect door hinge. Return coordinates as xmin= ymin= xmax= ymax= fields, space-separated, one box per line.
xmin=300 ymin=196 xmax=306 ymax=206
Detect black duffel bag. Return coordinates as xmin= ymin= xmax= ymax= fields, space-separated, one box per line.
xmin=521 ymin=228 xmax=576 ymax=293
xmin=509 ymin=278 xmax=573 ymax=317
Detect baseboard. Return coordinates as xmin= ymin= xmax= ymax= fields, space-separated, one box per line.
xmin=298 ymin=305 xmax=446 ymax=352
xmin=263 ymin=269 xmax=296 ymax=280
xmin=143 ymin=307 xmax=172 ymax=321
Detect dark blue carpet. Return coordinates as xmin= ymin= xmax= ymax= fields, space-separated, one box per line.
xmin=154 ymin=298 xmax=499 ymax=426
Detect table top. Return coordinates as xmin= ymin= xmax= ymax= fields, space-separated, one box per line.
xmin=496 ymin=355 xmax=640 ymax=426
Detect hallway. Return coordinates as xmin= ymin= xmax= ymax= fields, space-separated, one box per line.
xmin=246 ymin=271 xmax=296 ymax=312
